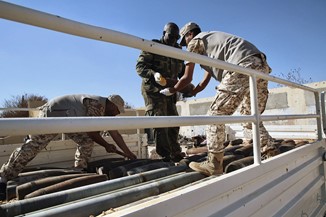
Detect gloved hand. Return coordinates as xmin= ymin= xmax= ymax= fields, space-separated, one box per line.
xmin=160 ymin=88 xmax=174 ymax=96
xmin=154 ymin=72 xmax=167 ymax=86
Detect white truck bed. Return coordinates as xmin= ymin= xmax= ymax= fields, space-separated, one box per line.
xmin=105 ymin=140 xmax=326 ymax=217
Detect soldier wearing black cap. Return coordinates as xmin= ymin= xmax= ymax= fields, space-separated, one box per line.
xmin=136 ymin=22 xmax=187 ymax=162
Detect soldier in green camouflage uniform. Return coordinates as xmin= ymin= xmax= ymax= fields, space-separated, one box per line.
xmin=136 ymin=22 xmax=185 ymax=162
xmin=160 ymin=22 xmax=273 ymax=176
xmin=0 ymin=94 xmax=136 ymax=183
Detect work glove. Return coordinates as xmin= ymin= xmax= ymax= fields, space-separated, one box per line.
xmin=160 ymin=88 xmax=174 ymax=96
xmin=154 ymin=72 xmax=167 ymax=86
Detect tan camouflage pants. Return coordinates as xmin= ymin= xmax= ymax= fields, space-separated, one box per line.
xmin=0 ymin=133 xmax=94 ymax=181
xmin=207 ymin=55 xmax=273 ymax=153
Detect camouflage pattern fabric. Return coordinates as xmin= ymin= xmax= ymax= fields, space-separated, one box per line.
xmin=206 ymin=55 xmax=273 ymax=153
xmin=67 ymin=133 xmax=95 ymax=168
xmin=0 ymin=134 xmax=58 ymax=180
xmin=145 ymin=96 xmax=181 ymax=158
xmin=136 ymin=39 xmax=184 ymax=159
xmin=0 ymin=97 xmax=104 ymax=181
xmin=83 ymin=98 xmax=105 ymax=116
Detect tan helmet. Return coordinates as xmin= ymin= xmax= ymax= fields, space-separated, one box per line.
xmin=180 ymin=22 xmax=200 ymax=46
xmin=108 ymin=94 xmax=125 ymax=113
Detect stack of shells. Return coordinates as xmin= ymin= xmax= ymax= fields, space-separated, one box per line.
xmin=182 ymin=138 xmax=310 ymax=174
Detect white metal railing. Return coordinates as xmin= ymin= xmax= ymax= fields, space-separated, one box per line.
xmin=0 ymin=108 xmax=37 ymax=112
xmin=0 ymin=1 xmax=324 ymax=165
xmin=321 ymin=91 xmax=326 ymax=135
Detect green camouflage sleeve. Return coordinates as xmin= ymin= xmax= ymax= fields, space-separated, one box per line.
xmin=136 ymin=51 xmax=156 ymax=78
xmin=83 ymin=98 xmax=105 ymax=116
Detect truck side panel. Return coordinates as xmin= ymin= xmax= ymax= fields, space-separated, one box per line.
xmin=108 ymin=140 xmax=326 ymax=217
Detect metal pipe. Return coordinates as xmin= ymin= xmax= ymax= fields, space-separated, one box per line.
xmin=111 ymin=175 xmax=216 ymax=213
xmin=0 ymin=108 xmax=37 ymax=111
xmin=12 ymin=169 xmax=83 ymax=184
xmin=0 ymin=115 xmax=256 ymax=137
xmin=108 ymin=159 xmax=161 ymax=179
xmin=24 ymin=174 xmax=108 ymax=199
xmin=17 ymin=173 xmax=94 ymax=200
xmin=314 ymin=91 xmax=323 ymax=140
xmin=234 ymin=144 xmax=254 ymax=157
xmin=0 ymin=114 xmax=318 ymax=138
xmin=0 ymin=166 xmax=187 ymax=216
xmin=260 ymin=114 xmax=319 ymax=121
xmin=321 ymin=91 xmax=326 ymax=135
xmin=135 ymin=109 xmax=142 ymax=157
xmin=178 ymin=153 xmax=207 ymax=166
xmin=20 ymin=172 xmax=206 ymax=217
xmin=126 ymin=162 xmax=174 ymax=176
xmin=223 ymin=155 xmax=244 ymax=171
xmin=8 ymin=171 xmax=90 ymax=200
xmin=223 ymin=145 xmax=243 ymax=155
xmin=225 ymin=156 xmax=254 ymax=173
xmin=0 ymin=2 xmax=317 ymax=93
xmin=249 ymin=75 xmax=261 ymax=165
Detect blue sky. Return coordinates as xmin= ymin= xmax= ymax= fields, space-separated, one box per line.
xmin=1 ymin=0 xmax=325 ymax=108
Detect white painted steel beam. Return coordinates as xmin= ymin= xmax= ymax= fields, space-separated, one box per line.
xmin=0 ymin=1 xmax=318 ymax=93
xmin=0 ymin=115 xmax=253 ymax=137
xmin=0 ymin=114 xmax=318 ymax=137
xmin=249 ymin=74 xmax=262 ymax=164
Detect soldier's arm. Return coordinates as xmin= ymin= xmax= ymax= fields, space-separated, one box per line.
xmin=192 ymin=71 xmax=212 ymax=96
xmin=108 ymin=130 xmax=137 ymax=159
xmin=87 ymin=132 xmax=117 ymax=153
xmin=83 ymin=99 xmax=117 ymax=152
xmin=136 ymin=51 xmax=156 ymax=79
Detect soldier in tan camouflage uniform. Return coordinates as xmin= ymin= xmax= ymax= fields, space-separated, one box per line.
xmin=136 ymin=22 xmax=187 ymax=162
xmin=160 ymin=22 xmax=273 ymax=176
xmin=0 ymin=94 xmax=136 ymax=183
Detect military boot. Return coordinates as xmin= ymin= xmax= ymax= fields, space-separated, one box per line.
xmin=189 ymin=151 xmax=224 ymax=176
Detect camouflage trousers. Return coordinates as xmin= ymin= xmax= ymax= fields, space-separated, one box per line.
xmin=207 ymin=55 xmax=273 ymax=153
xmin=142 ymin=92 xmax=181 ymax=158
xmin=0 ymin=133 xmax=94 ymax=181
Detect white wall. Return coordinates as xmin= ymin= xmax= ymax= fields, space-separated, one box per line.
xmin=176 ymin=81 xmax=326 ymax=139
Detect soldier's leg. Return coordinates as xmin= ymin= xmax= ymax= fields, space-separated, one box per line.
xmin=166 ymin=97 xmax=182 ymax=158
xmin=147 ymin=96 xmax=172 ymax=159
xmin=142 ymin=91 xmax=170 ymax=159
xmin=206 ymin=71 xmax=249 ymax=152
xmin=190 ymin=72 xmax=248 ymax=175
xmin=0 ymin=134 xmax=57 ymax=181
xmin=239 ymin=55 xmax=273 ymax=147
xmin=68 ymin=133 xmax=94 ymax=168
xmin=148 ymin=106 xmax=170 ymax=159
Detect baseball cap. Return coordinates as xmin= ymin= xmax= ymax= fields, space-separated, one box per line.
xmin=180 ymin=22 xmax=200 ymax=46
xmin=108 ymin=94 xmax=125 ymax=113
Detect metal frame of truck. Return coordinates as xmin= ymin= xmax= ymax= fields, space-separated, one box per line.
xmin=1 ymin=1 xmax=325 ymax=216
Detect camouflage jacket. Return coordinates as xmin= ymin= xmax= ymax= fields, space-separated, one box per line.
xmin=136 ymin=38 xmax=185 ymax=94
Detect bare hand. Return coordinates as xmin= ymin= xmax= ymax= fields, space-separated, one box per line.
xmin=105 ymin=144 xmax=117 ymax=153
xmin=127 ymin=152 xmax=137 ymax=160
